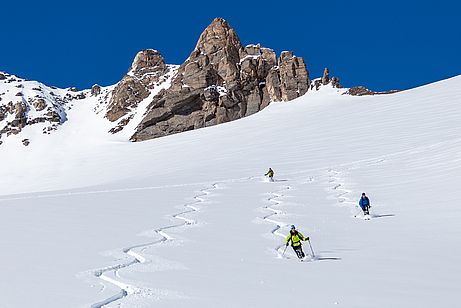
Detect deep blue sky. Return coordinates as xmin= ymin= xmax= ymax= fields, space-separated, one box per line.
xmin=1 ymin=0 xmax=460 ymax=91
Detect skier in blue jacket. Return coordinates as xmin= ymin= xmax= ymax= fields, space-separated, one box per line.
xmin=359 ymin=193 xmax=371 ymax=215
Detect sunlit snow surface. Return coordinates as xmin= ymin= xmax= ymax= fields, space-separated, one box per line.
xmin=1 ymin=76 xmax=461 ymax=307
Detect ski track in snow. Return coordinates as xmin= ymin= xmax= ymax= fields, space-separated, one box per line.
xmin=260 ymin=185 xmax=292 ymax=259
xmin=326 ymin=158 xmax=391 ymax=220
xmin=327 ymin=169 xmax=362 ymax=217
xmin=90 ymin=183 xmax=219 ymax=308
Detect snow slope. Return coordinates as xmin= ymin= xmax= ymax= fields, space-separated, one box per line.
xmin=1 ymin=75 xmax=460 ymax=307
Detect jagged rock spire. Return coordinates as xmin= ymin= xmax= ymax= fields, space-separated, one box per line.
xmin=106 ymin=49 xmax=170 ymax=123
xmin=130 ymin=49 xmax=166 ymax=76
xmin=122 ymin=18 xmax=312 ymax=141
xmin=195 ymin=18 xmax=242 ymax=55
xmin=175 ymin=18 xmax=243 ymax=89
xmin=279 ymin=51 xmax=310 ymax=101
xmin=322 ymin=67 xmax=330 ymax=85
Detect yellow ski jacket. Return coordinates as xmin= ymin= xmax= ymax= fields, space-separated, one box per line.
xmin=286 ymin=230 xmax=307 ymax=247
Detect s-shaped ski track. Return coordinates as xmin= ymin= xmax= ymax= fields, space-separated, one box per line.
xmin=261 ymin=186 xmax=292 ymax=259
xmin=90 ymin=183 xmax=218 ymax=308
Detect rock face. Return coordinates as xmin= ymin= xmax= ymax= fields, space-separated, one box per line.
xmin=0 ymin=73 xmax=77 ymax=140
xmin=130 ymin=18 xmax=310 ymax=141
xmin=1 ymin=18 xmax=350 ymax=145
xmin=33 ymin=98 xmax=47 ymax=111
xmin=344 ymin=86 xmax=400 ymax=96
xmin=278 ymin=51 xmax=310 ymax=101
xmin=106 ymin=76 xmax=150 ymax=122
xmin=322 ymin=67 xmax=330 ymax=85
xmin=106 ymin=50 xmax=165 ymax=121
xmin=91 ymin=84 xmax=101 ymax=96
xmin=331 ymin=76 xmax=341 ymax=88
xmin=106 ymin=49 xmax=173 ymax=126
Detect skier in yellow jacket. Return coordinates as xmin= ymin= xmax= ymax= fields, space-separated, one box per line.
xmin=265 ymin=168 xmax=274 ymax=182
xmin=285 ymin=225 xmax=309 ymax=259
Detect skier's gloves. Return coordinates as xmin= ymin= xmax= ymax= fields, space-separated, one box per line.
xmin=286 ymin=243 xmax=289 ymax=247
xmin=305 ymin=237 xmax=310 ymax=241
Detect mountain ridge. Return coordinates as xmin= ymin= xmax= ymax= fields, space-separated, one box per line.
xmin=1 ymin=17 xmax=399 ymax=146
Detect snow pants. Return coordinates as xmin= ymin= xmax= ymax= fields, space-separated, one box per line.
xmin=293 ymin=245 xmax=305 ymax=259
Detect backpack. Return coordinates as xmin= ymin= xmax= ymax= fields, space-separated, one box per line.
xmin=289 ymin=230 xmax=299 ymax=244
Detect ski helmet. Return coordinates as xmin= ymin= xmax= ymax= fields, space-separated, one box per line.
xmin=290 ymin=225 xmax=296 ymax=230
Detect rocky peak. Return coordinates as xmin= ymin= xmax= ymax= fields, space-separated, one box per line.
xmin=173 ymin=17 xmax=243 ymax=90
xmin=322 ymin=67 xmax=330 ymax=85
xmin=194 ymin=17 xmax=242 ymax=56
xmin=130 ymin=49 xmax=165 ymax=73
xmin=129 ymin=49 xmax=167 ymax=86
xmin=106 ymin=49 xmax=172 ymax=123
xmin=0 ymin=18 xmax=348 ymax=145
xmin=129 ymin=18 xmax=312 ymax=142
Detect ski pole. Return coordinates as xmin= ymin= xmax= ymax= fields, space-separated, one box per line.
xmin=308 ymin=240 xmax=315 ymax=257
xmin=282 ymin=245 xmax=288 ymax=257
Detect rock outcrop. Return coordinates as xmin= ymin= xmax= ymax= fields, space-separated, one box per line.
xmin=91 ymin=84 xmax=101 ymax=96
xmin=106 ymin=49 xmax=175 ymax=129
xmin=311 ymin=67 xmax=342 ymax=90
xmin=322 ymin=67 xmax=330 ymax=85
xmin=278 ymin=51 xmax=310 ymax=101
xmin=33 ymin=98 xmax=47 ymax=111
xmin=106 ymin=50 xmax=166 ymax=121
xmin=0 ymin=18 xmax=351 ymax=145
xmin=106 ymin=76 xmax=150 ymax=122
xmin=0 ymin=73 xmax=77 ymax=140
xmin=344 ymin=86 xmax=400 ymax=96
xmin=331 ymin=76 xmax=341 ymax=88
xmin=129 ymin=18 xmax=310 ymax=141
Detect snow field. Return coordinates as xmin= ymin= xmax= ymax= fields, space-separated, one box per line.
xmin=1 ymin=76 xmax=461 ymax=307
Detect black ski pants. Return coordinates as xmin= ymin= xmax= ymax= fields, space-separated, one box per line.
xmin=292 ymin=245 xmax=305 ymax=259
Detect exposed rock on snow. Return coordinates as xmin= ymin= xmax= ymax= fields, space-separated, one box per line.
xmin=91 ymin=84 xmax=101 ymax=96
xmin=130 ymin=49 xmax=167 ymax=80
xmin=322 ymin=67 xmax=330 ymax=85
xmin=0 ymin=18 xmax=351 ymax=144
xmin=0 ymin=73 xmax=77 ymax=140
xmin=106 ymin=75 xmax=150 ymax=122
xmin=130 ymin=18 xmax=311 ymax=141
xmin=105 ymin=49 xmax=172 ymax=130
xmin=331 ymin=76 xmax=341 ymax=88
xmin=33 ymin=98 xmax=47 ymax=111
xmin=344 ymin=86 xmax=400 ymax=96
xmin=311 ymin=68 xmax=342 ymax=91
xmin=278 ymin=51 xmax=310 ymax=101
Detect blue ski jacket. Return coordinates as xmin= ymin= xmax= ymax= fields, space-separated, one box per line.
xmin=359 ymin=196 xmax=370 ymax=209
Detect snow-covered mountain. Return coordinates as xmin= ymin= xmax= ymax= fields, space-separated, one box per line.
xmin=1 ymin=18 xmax=346 ymax=147
xmin=1 ymin=70 xmax=460 ymax=307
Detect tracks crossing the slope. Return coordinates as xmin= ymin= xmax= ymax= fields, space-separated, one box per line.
xmin=261 ymin=186 xmax=293 ymax=259
xmin=326 ymin=159 xmax=394 ymax=220
xmin=90 ymin=183 xmax=219 ymax=308
xmin=327 ymin=169 xmax=359 ymax=212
